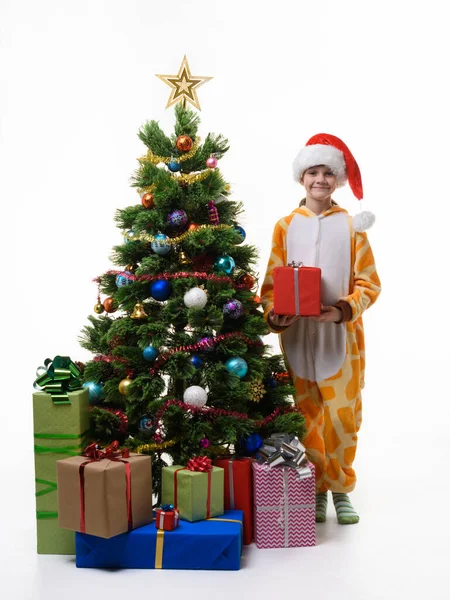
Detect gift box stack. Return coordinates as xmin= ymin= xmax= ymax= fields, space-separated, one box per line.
xmin=72 ymin=454 xmax=243 ymax=570
xmin=32 ymin=358 xmax=316 ymax=570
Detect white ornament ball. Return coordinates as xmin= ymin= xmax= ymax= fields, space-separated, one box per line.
xmin=184 ymin=287 xmax=208 ymax=309
xmin=183 ymin=385 xmax=208 ymax=408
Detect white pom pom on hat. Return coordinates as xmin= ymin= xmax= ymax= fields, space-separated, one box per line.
xmin=293 ymin=133 xmax=375 ymax=231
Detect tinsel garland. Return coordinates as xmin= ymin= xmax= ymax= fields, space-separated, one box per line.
xmin=122 ymin=223 xmax=233 ymax=245
xmin=92 ymin=332 xmax=264 ymax=375
xmin=152 ymin=400 xmax=297 ymax=441
xmin=138 ymin=138 xmax=201 ymax=165
xmin=94 ymin=270 xmax=253 ymax=292
xmin=148 ymin=332 xmax=263 ymax=375
xmin=135 ymin=438 xmax=177 ymax=453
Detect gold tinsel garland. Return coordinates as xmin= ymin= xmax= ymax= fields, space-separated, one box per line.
xmin=138 ymin=138 xmax=202 ymax=165
xmin=135 ymin=439 xmax=177 ymax=453
xmin=123 ymin=223 xmax=233 ymax=245
xmin=137 ymin=169 xmax=212 ymax=195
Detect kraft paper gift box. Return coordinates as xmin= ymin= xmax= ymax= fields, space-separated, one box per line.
xmin=161 ymin=464 xmax=224 ymax=522
xmin=56 ymin=449 xmax=152 ymax=539
xmin=33 ymin=387 xmax=90 ymax=554
xmin=214 ymin=456 xmax=253 ymax=544
xmin=76 ymin=509 xmax=244 ymax=570
xmin=273 ymin=264 xmax=321 ymax=316
xmin=252 ymin=461 xmax=316 ymax=548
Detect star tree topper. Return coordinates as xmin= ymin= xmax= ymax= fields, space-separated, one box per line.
xmin=156 ymin=56 xmax=212 ymax=111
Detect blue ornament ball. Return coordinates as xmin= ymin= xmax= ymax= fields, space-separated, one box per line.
xmin=223 ymin=299 xmax=244 ymax=319
xmin=242 ymin=433 xmax=264 ymax=454
xmin=150 ymin=279 xmax=172 ymax=301
xmin=234 ymin=226 xmax=246 ymax=243
xmin=124 ymin=229 xmax=136 ymax=244
xmin=267 ymin=377 xmax=278 ymax=389
xmin=167 ymin=209 xmax=188 ymax=228
xmin=190 ymin=354 xmax=203 ymax=368
xmin=151 ymin=233 xmax=171 ymax=255
xmin=143 ymin=345 xmax=158 ymax=361
xmin=225 ymin=357 xmax=248 ymax=379
xmin=139 ymin=415 xmax=154 ymax=433
xmin=116 ymin=271 xmax=133 ymax=287
xmin=168 ymin=160 xmax=182 ymax=172
xmin=82 ymin=381 xmax=104 ymax=405
xmin=214 ymin=254 xmax=235 ymax=275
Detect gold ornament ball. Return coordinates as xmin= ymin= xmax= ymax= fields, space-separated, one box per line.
xmin=188 ymin=223 xmax=199 ymax=231
xmin=103 ymin=297 xmax=118 ymax=313
xmin=118 ymin=378 xmax=132 ymax=395
xmin=94 ymin=302 xmax=104 ymax=314
xmin=125 ymin=264 xmax=136 ymax=273
xmin=142 ymin=193 xmax=154 ymax=209
xmin=176 ymin=134 xmax=193 ymax=152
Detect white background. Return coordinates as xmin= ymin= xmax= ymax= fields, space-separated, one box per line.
xmin=1 ymin=0 xmax=449 ymax=598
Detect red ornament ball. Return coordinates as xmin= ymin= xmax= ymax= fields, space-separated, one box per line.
xmin=176 ymin=135 xmax=193 ymax=152
xmin=103 ymin=297 xmax=118 ymax=313
xmin=237 ymin=273 xmax=255 ymax=289
xmin=141 ymin=193 xmax=154 ymax=209
xmin=188 ymin=223 xmax=200 ymax=231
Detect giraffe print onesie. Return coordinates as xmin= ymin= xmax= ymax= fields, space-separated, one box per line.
xmin=261 ymin=202 xmax=381 ymax=493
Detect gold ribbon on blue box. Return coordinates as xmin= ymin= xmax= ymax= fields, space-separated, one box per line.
xmin=34 ymin=356 xmax=82 ymax=405
xmin=76 ymin=509 xmax=244 ymax=570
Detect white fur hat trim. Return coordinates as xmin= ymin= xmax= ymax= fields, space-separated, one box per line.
xmin=293 ymin=144 xmax=347 ymax=184
xmin=353 ymin=211 xmax=375 ymax=232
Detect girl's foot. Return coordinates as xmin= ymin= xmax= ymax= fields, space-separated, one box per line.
xmin=332 ymin=492 xmax=359 ymax=524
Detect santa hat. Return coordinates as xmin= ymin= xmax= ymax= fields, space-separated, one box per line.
xmin=292 ymin=133 xmax=375 ymax=232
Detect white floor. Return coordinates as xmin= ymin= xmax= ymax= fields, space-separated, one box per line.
xmin=4 ymin=355 xmax=450 ymax=600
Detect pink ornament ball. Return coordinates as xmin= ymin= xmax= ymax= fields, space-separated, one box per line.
xmin=206 ymin=156 xmax=218 ymax=169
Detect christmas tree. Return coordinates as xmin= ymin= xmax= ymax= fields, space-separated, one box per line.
xmin=79 ymin=104 xmax=305 ymax=500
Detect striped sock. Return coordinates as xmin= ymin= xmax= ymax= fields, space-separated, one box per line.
xmin=332 ymin=492 xmax=359 ymax=524
xmin=315 ymin=492 xmax=328 ymax=523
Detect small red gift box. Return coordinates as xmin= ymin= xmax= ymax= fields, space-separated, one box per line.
xmin=214 ymin=457 xmax=253 ymax=545
xmin=273 ymin=263 xmax=321 ymax=316
xmin=155 ymin=506 xmax=180 ymax=531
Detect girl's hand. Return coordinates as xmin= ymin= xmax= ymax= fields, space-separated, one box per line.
xmin=268 ymin=309 xmax=301 ymax=328
xmin=310 ymin=305 xmax=342 ymax=323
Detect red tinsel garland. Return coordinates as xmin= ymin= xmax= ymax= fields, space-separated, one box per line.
xmin=93 ymin=332 xmax=264 ymax=376
xmin=93 ymin=271 xmax=252 ymax=291
xmin=153 ymin=399 xmax=296 ymax=441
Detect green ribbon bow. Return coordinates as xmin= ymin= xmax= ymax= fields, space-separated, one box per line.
xmin=33 ymin=356 xmax=82 ymax=404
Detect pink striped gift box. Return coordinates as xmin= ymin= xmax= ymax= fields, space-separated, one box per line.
xmin=252 ymin=461 xmax=316 ymax=548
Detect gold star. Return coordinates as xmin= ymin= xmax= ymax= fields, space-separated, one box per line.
xmin=156 ymin=56 xmax=212 ymax=111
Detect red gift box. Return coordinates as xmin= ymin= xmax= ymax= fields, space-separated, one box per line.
xmin=273 ymin=264 xmax=321 ymax=316
xmin=155 ymin=507 xmax=180 ymax=531
xmin=214 ymin=457 xmax=253 ymax=545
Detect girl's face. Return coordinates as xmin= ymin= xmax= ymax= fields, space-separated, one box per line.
xmin=301 ymin=165 xmax=337 ymax=202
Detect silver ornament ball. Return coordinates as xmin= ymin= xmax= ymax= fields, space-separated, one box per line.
xmin=184 ymin=287 xmax=208 ymax=309
xmin=183 ymin=385 xmax=208 ymax=408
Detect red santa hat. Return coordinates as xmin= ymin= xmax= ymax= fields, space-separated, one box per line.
xmin=292 ymin=133 xmax=374 ymax=231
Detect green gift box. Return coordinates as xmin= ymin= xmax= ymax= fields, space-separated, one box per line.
xmin=33 ymin=388 xmax=90 ymax=554
xmin=161 ymin=465 xmax=224 ymax=522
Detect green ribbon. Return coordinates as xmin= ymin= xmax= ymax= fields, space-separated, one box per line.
xmin=34 ymin=431 xmax=89 ymax=520
xmin=33 ymin=356 xmax=82 ymax=404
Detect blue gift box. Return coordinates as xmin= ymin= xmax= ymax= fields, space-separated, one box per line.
xmin=76 ymin=509 xmax=243 ymax=570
